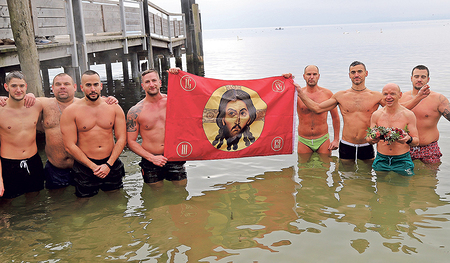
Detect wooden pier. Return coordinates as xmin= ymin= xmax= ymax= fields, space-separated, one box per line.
xmin=0 ymin=0 xmax=194 ymax=93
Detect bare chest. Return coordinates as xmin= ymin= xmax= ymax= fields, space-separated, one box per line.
xmin=75 ymin=106 xmax=115 ymax=131
xmin=0 ymin=108 xmax=40 ymax=135
xmin=339 ymin=93 xmax=379 ymax=114
xmin=42 ymin=104 xmax=61 ymax=129
xmin=138 ymin=107 xmax=166 ymax=131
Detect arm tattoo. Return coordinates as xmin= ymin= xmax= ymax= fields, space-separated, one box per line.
xmin=126 ymin=105 xmax=142 ymax=132
xmin=443 ymin=108 xmax=450 ymax=121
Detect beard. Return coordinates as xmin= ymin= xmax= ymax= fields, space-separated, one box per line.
xmin=85 ymin=92 xmax=100 ymax=101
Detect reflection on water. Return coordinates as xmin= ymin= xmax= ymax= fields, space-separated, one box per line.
xmin=1 ymin=151 xmax=449 ymax=261
xmin=2 ymin=20 xmax=450 ymax=262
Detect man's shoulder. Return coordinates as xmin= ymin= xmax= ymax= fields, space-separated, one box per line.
xmin=315 ymin=86 xmax=334 ymax=96
xmin=128 ymin=100 xmax=145 ymax=114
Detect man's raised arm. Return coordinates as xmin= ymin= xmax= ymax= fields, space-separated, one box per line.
xmin=400 ymin=85 xmax=430 ymax=109
xmin=295 ymin=83 xmax=338 ymax=113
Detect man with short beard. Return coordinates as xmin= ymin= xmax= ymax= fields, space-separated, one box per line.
xmin=127 ymin=68 xmax=187 ymax=188
xmin=0 ymin=71 xmax=44 ymax=199
xmin=60 ymin=70 xmax=126 ymax=198
xmin=37 ymin=73 xmax=118 ymax=190
xmin=399 ymin=65 xmax=449 ymax=164
xmin=212 ymin=88 xmax=257 ymax=151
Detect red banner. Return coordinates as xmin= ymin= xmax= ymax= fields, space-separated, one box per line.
xmin=164 ymin=71 xmax=295 ymax=161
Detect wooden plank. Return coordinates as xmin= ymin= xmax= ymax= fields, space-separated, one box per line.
xmin=36 ymin=7 xmax=66 ymax=18
xmin=0 ymin=28 xmax=12 ymax=39
xmin=82 ymin=3 xmax=104 ymax=34
xmin=0 ymin=0 xmax=7 ymax=5
xmin=161 ymin=17 xmax=168 ymax=37
xmin=0 ymin=16 xmax=9 ymax=29
xmin=38 ymin=27 xmax=67 ymax=36
xmin=0 ymin=5 xmax=9 ymax=17
xmin=37 ymin=17 xmax=67 ymax=28
xmin=102 ymin=4 xmax=121 ymax=33
xmin=34 ymin=0 xmax=65 ymax=9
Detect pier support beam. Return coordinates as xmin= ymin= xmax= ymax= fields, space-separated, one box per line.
xmin=72 ymin=0 xmax=88 ymax=77
xmin=174 ymin=47 xmax=183 ymax=70
xmin=130 ymin=52 xmax=140 ymax=82
xmin=6 ymin=0 xmax=44 ymax=96
xmin=181 ymin=0 xmax=204 ymax=76
xmin=41 ymin=68 xmax=51 ymax=97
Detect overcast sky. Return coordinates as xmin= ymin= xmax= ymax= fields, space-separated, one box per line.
xmin=150 ymin=0 xmax=450 ymax=29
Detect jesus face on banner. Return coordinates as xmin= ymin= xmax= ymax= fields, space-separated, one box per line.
xmin=203 ymin=86 xmax=266 ymax=152
xmin=213 ymin=89 xmax=257 ymax=151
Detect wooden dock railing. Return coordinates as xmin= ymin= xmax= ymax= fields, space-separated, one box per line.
xmin=0 ymin=0 xmax=185 ymax=42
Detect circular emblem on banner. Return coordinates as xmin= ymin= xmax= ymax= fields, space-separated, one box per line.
xmin=202 ymin=86 xmax=267 ymax=152
xmin=271 ymin=136 xmax=284 ymax=151
xmin=176 ymin=141 xmax=193 ymax=157
xmin=180 ymin=75 xmax=196 ymax=91
xmin=272 ymin=80 xmax=285 ymax=93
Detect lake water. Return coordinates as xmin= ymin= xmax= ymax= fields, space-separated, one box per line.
xmin=2 ymin=19 xmax=450 ymax=262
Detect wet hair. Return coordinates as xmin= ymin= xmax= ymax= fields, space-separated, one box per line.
xmin=52 ymin=73 xmax=74 ymax=85
xmin=349 ymin=61 xmax=366 ymax=71
xmin=141 ymin=69 xmax=160 ymax=79
xmin=5 ymin=71 xmax=26 ymax=84
xmin=304 ymin=65 xmax=319 ymax=74
xmin=411 ymin=65 xmax=429 ymax=77
xmin=212 ymin=89 xmax=257 ymax=151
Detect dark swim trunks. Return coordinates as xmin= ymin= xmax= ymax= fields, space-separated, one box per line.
xmin=72 ymin=157 xmax=124 ymax=198
xmin=44 ymin=160 xmax=74 ymax=189
xmin=372 ymin=151 xmax=414 ymax=176
xmin=339 ymin=140 xmax=375 ymax=160
xmin=139 ymin=158 xmax=187 ymax=184
xmin=410 ymin=141 xmax=442 ymax=164
xmin=1 ymin=153 xmax=44 ymax=199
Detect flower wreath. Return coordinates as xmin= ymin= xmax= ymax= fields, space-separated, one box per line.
xmin=365 ymin=125 xmax=409 ymax=145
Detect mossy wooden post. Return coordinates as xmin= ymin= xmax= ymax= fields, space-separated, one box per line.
xmin=181 ymin=0 xmax=204 ymax=76
xmin=6 ymin=0 xmax=43 ymax=96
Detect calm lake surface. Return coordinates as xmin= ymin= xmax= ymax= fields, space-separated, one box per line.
xmin=2 ymin=19 xmax=450 ymax=262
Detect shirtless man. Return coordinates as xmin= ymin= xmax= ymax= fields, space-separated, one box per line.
xmin=288 ymin=65 xmax=340 ymax=155
xmin=0 ymin=71 xmax=44 ymax=199
xmin=366 ymin=83 xmax=419 ymax=176
xmin=126 ymin=68 xmax=187 ymax=187
xmin=295 ymin=61 xmax=428 ymax=161
xmin=60 ymin=70 xmax=126 ymax=198
xmin=399 ymin=65 xmax=448 ymax=164
xmin=38 ymin=73 xmax=117 ymax=190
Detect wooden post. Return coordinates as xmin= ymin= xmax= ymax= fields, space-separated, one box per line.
xmin=142 ymin=0 xmax=154 ymax=69
xmin=6 ymin=0 xmax=44 ymax=96
xmin=181 ymin=0 xmax=204 ymax=76
xmin=130 ymin=52 xmax=140 ymax=83
xmin=71 ymin=0 xmax=88 ymax=74
xmin=174 ymin=47 xmax=183 ymax=70
xmin=160 ymin=54 xmax=170 ymax=92
xmin=41 ymin=68 xmax=51 ymax=97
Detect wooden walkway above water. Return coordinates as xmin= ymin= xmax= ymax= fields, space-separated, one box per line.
xmin=0 ymin=0 xmax=186 ymax=85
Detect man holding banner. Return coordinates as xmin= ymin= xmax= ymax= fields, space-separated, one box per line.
xmin=126 ymin=69 xmax=187 ymax=187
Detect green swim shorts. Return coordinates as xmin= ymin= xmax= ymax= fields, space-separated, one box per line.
xmin=372 ymin=151 xmax=414 ymax=176
xmin=298 ymin=133 xmax=329 ymax=151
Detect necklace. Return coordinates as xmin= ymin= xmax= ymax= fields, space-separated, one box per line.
xmin=56 ymin=100 xmax=74 ymax=114
xmin=57 ymin=101 xmax=62 ymax=113
xmin=351 ymin=86 xmax=367 ymax=92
